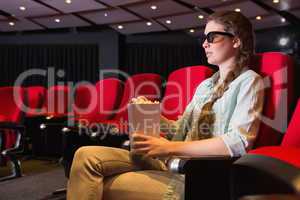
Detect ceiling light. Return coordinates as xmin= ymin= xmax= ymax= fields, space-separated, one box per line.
xmin=256 ymin=16 xmax=262 ymax=20
xmin=165 ymin=20 xmax=171 ymax=24
xmin=281 ymin=18 xmax=286 ymax=23
xmin=279 ymin=37 xmax=289 ymax=46
xmin=150 ymin=5 xmax=157 ymax=10
xmin=104 ymin=13 xmax=108 ymax=17
xmin=189 ymin=29 xmax=195 ymax=33
xmin=234 ymin=8 xmax=241 ymax=12
xmin=198 ymin=15 xmax=204 ymax=19
xmin=54 ymin=18 xmax=61 ymax=23
xmin=9 ymin=22 xmax=15 ymax=26
xmin=19 ymin=6 xmax=26 ymax=11
xmin=117 ymin=25 xmax=123 ymax=29
xmin=65 ymin=0 xmax=72 ymax=4
xmin=273 ymin=0 xmax=280 ymax=3
xmin=146 ymin=22 xmax=152 ymax=26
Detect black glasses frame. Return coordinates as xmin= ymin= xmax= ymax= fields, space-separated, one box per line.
xmin=204 ymin=31 xmax=235 ymax=43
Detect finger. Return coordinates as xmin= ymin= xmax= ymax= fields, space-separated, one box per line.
xmin=131 ymin=134 xmax=145 ymax=141
xmin=147 ymin=150 xmax=166 ymax=158
xmin=131 ymin=147 xmax=149 ymax=154
xmin=131 ymin=141 xmax=149 ymax=149
xmin=132 ymin=134 xmax=151 ymax=141
xmin=146 ymin=150 xmax=160 ymax=158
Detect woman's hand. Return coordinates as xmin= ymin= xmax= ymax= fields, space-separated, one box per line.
xmin=131 ymin=133 xmax=175 ymax=157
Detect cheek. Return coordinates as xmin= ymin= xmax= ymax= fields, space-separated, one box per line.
xmin=215 ymin=42 xmax=235 ymax=57
xmin=208 ymin=43 xmax=235 ymax=64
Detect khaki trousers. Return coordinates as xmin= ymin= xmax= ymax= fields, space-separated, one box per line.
xmin=67 ymin=146 xmax=184 ymax=200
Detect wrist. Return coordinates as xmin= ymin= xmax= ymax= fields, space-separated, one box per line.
xmin=167 ymin=142 xmax=181 ymax=156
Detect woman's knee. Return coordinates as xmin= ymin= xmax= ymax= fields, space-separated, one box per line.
xmin=73 ymin=146 xmax=104 ymax=166
xmin=73 ymin=146 xmax=134 ymax=176
xmin=73 ymin=146 xmax=130 ymax=166
xmin=74 ymin=146 xmax=94 ymax=161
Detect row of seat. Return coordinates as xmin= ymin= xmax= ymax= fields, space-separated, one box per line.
xmin=232 ymin=98 xmax=300 ymax=199
xmin=0 ymin=51 xmax=298 ymax=200
xmin=0 ymin=65 xmax=214 ymax=180
xmin=57 ymin=51 xmax=297 ymax=200
xmin=0 ymin=67 xmax=214 ymax=123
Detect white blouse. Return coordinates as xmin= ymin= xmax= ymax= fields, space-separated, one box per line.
xmin=181 ymin=68 xmax=265 ymax=156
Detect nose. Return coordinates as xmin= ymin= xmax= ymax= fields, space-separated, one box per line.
xmin=202 ymin=39 xmax=209 ymax=49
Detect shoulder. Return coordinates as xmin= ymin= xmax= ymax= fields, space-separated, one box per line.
xmin=233 ymin=69 xmax=263 ymax=87
xmin=193 ymin=72 xmax=217 ymax=94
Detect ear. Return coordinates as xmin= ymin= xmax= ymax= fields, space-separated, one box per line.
xmin=233 ymin=38 xmax=241 ymax=48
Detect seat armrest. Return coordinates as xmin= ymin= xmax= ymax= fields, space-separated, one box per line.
xmin=0 ymin=122 xmax=25 ymax=181
xmin=240 ymin=194 xmax=300 ymax=200
xmin=167 ymin=155 xmax=239 ymax=200
xmin=233 ymin=154 xmax=300 ymax=196
xmin=168 ymin=155 xmax=239 ymax=173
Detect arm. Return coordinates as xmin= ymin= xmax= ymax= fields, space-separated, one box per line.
xmin=169 ymin=74 xmax=264 ymax=158
xmin=132 ymin=74 xmax=264 ymax=158
xmin=132 ymin=134 xmax=229 ymax=157
xmin=220 ymin=75 xmax=264 ymax=156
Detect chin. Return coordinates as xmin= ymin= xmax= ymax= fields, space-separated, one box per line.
xmin=207 ymin=58 xmax=218 ymax=65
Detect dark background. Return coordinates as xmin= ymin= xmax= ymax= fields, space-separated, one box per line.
xmin=0 ymin=25 xmax=298 ymax=89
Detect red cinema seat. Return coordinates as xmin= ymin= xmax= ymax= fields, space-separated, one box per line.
xmin=161 ymin=65 xmax=214 ymax=121
xmin=233 ymin=99 xmax=300 ymax=199
xmin=250 ymin=52 xmax=295 ymax=147
xmin=44 ymin=85 xmax=71 ymax=119
xmin=167 ymin=52 xmax=295 ymax=200
xmin=25 ymin=86 xmax=47 ymax=117
xmin=72 ymin=78 xmax=124 ymax=123
xmin=0 ymin=86 xmax=26 ymax=181
xmin=95 ymin=73 xmax=163 ymax=134
xmin=232 ymin=53 xmax=297 ymax=199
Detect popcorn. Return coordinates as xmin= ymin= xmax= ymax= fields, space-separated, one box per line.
xmin=130 ymin=96 xmax=159 ymax=104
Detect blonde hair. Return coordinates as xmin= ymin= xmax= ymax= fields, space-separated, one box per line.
xmin=191 ymin=11 xmax=254 ymax=140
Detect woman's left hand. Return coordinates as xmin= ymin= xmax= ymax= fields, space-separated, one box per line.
xmin=131 ymin=133 xmax=174 ymax=157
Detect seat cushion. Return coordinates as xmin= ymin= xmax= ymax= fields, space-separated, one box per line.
xmin=249 ymin=146 xmax=300 ymax=168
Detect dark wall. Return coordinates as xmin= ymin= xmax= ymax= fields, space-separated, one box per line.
xmin=255 ymin=25 xmax=300 ymax=54
xmin=0 ymin=44 xmax=99 ymax=86
xmin=121 ymin=31 xmax=207 ymax=78
xmin=0 ymin=29 xmax=207 ymax=85
xmin=0 ymin=25 xmax=299 ymax=87
xmin=0 ymin=28 xmax=120 ymax=86
xmin=0 ymin=28 xmax=120 ymax=70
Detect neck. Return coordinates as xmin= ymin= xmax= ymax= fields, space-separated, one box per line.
xmin=218 ymin=57 xmax=237 ymax=81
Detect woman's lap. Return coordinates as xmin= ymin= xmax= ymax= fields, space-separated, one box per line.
xmin=103 ymin=170 xmax=185 ymax=200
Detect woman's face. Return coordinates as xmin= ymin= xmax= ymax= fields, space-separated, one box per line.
xmin=202 ymin=20 xmax=239 ymax=66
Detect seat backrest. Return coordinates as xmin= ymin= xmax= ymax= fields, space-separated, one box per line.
xmin=73 ymin=84 xmax=94 ymax=117
xmin=113 ymin=73 xmax=162 ymax=121
xmin=251 ymin=52 xmax=294 ymax=147
xmin=25 ymin=86 xmax=47 ymax=117
xmin=45 ymin=85 xmax=71 ymax=117
xmin=0 ymin=86 xmax=25 ymax=123
xmin=73 ymin=78 xmax=123 ymax=122
xmin=160 ymin=65 xmax=214 ymax=120
xmin=281 ymin=99 xmax=300 ymax=148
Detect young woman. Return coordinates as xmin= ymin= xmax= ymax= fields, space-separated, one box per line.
xmin=67 ymin=11 xmax=264 ymax=200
